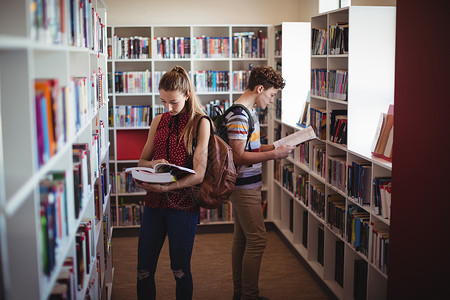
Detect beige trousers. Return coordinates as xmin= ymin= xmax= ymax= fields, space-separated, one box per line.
xmin=231 ymin=187 xmax=268 ymax=300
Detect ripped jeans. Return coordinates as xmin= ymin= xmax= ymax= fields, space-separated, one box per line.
xmin=137 ymin=207 xmax=199 ymax=300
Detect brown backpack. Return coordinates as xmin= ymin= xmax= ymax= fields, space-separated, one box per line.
xmin=191 ymin=115 xmax=237 ymax=209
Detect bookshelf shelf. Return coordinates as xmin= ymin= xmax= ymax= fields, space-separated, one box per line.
xmin=0 ymin=1 xmax=113 ymax=299
xmin=270 ymin=7 xmax=395 ymax=300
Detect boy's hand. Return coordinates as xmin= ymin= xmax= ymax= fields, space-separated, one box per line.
xmin=274 ymin=144 xmax=295 ymax=159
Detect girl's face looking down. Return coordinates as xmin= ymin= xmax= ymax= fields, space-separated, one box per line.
xmin=159 ymin=89 xmax=188 ymax=115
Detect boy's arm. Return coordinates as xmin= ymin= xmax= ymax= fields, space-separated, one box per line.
xmin=229 ymin=138 xmax=294 ymax=166
xmin=260 ymin=144 xmax=275 ymax=152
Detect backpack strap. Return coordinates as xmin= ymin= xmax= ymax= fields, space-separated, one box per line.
xmin=192 ymin=114 xmax=213 ymax=152
xmin=224 ymin=103 xmax=254 ymax=151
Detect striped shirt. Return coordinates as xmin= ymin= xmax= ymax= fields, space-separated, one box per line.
xmin=225 ymin=105 xmax=262 ymax=190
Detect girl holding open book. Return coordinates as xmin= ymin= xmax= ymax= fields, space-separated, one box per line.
xmin=135 ymin=66 xmax=210 ymax=300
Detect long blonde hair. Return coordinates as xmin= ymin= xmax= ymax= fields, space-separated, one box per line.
xmin=158 ymin=66 xmax=205 ymax=155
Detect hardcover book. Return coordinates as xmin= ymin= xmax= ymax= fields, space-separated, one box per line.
xmin=125 ymin=164 xmax=195 ymax=183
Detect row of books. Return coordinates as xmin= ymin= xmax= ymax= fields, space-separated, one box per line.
xmin=282 ymin=164 xmax=295 ymax=193
xmin=111 ymin=35 xmax=150 ymax=59
xmin=152 ymin=36 xmax=191 ymax=59
xmin=49 ymin=257 xmax=77 ymax=300
xmin=311 ymin=28 xmax=327 ymax=55
xmin=153 ymin=71 xmax=166 ymax=92
xmin=298 ymin=142 xmax=310 ymax=166
xmin=40 ymin=171 xmax=69 ymax=276
xmin=35 ymin=76 xmax=106 ymax=168
xmin=94 ymin=164 xmax=109 ymax=223
xmin=203 ymin=99 xmax=231 ymax=118
xmin=49 ymin=253 xmax=100 ymax=300
xmin=193 ymin=70 xmax=229 ymax=93
xmin=312 ymin=144 xmax=326 ymax=178
xmin=373 ymin=177 xmax=392 ymax=220
xmin=348 ymin=161 xmax=372 ymax=205
xmin=309 ymin=107 xmax=326 ymax=141
xmin=370 ymin=224 xmax=390 ymax=274
xmin=73 ymin=144 xmax=93 ymax=219
xmin=347 ymin=205 xmax=370 ymax=257
xmin=329 ymin=23 xmax=349 ymax=55
xmin=256 ymin=107 xmax=268 ymax=125
xmin=113 ymin=105 xmax=151 ymax=128
xmin=283 ymin=151 xmax=389 ymax=217
xmin=199 ymin=204 xmax=232 ymax=223
xmin=274 ymin=159 xmax=282 ymax=182
xmin=113 ymin=70 xmax=152 ymax=94
xmin=113 ymin=169 xmax=146 ymax=194
xmin=310 ymin=183 xmax=325 ymax=219
xmin=232 ymin=70 xmax=251 ymax=92
xmin=311 ymin=69 xmax=348 ymax=101
xmin=107 ymin=32 xmax=268 ymax=59
xmin=327 ymin=194 xmax=346 ymax=238
xmin=295 ymin=174 xmax=309 ymax=205
xmin=111 ymin=202 xmax=144 ymax=226
xmin=274 ymin=99 xmax=281 ymax=121
xmin=75 ymin=219 xmax=95 ymax=292
xmin=274 ymin=30 xmax=282 ymax=56
xmin=231 ymin=32 xmax=268 ymax=58
xmin=327 ymin=155 xmax=346 ymax=193
xmin=329 ymin=109 xmax=347 ymax=145
xmin=30 ymin=0 xmax=106 ymax=52
xmin=192 ymin=36 xmax=230 ymax=58
xmin=122 ymin=68 xmax=262 ymax=95
xmin=153 ymin=105 xmax=166 ymax=115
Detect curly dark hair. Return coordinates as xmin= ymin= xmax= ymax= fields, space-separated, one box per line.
xmin=247 ymin=65 xmax=285 ymax=91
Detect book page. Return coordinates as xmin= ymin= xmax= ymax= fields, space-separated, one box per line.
xmin=273 ymin=126 xmax=317 ymax=148
xmin=125 ymin=166 xmax=156 ymax=173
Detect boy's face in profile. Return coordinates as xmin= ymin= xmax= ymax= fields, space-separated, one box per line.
xmin=255 ymin=86 xmax=279 ymax=109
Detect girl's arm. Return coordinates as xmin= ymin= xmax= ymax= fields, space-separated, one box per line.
xmin=137 ymin=115 xmax=169 ymax=168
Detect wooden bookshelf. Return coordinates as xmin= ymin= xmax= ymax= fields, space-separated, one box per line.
xmin=107 ymin=24 xmax=271 ymax=227
xmin=0 ymin=1 xmax=113 ymax=299
xmin=270 ymin=7 xmax=395 ymax=300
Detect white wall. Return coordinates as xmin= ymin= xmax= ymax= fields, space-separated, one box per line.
xmin=105 ymin=0 xmax=319 ymax=25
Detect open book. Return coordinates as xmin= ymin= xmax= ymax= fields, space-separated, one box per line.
xmin=125 ymin=163 xmax=195 ymax=183
xmin=273 ymin=126 xmax=317 ymax=148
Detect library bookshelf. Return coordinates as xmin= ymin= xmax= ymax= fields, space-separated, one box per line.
xmin=0 ymin=0 xmax=114 ymax=299
xmin=270 ymin=7 xmax=395 ymax=300
xmin=107 ymin=24 xmax=272 ymax=227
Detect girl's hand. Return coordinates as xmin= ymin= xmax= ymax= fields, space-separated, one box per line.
xmin=135 ymin=180 xmax=170 ymax=193
xmin=148 ymin=159 xmax=170 ymax=168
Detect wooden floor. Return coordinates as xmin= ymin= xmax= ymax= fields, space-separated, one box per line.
xmin=111 ymin=227 xmax=335 ymax=300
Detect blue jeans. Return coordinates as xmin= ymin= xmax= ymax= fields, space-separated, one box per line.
xmin=137 ymin=207 xmax=199 ymax=300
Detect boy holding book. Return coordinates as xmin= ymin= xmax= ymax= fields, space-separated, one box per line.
xmin=226 ymin=65 xmax=294 ymax=300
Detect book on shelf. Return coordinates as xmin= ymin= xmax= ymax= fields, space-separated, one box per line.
xmin=273 ymin=126 xmax=316 ymax=148
xmin=335 ymin=240 xmax=344 ymax=287
xmin=317 ymin=227 xmax=324 ymax=266
xmin=125 ymin=164 xmax=195 ymax=183
xmin=302 ymin=210 xmax=308 ymax=248
xmin=371 ymin=104 xmax=394 ymax=162
xmin=353 ymin=259 xmax=368 ymax=300
xmin=297 ymin=101 xmax=310 ymax=128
